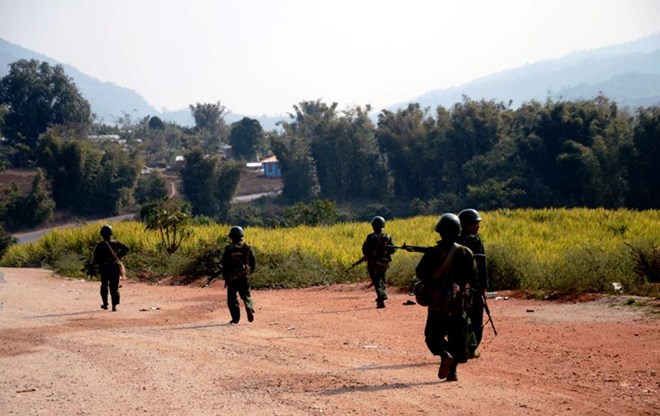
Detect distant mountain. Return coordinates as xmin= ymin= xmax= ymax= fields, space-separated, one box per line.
xmin=0 ymin=38 xmax=159 ymax=123
xmin=0 ymin=38 xmax=287 ymax=129
xmin=3 ymin=34 xmax=659 ymax=129
xmin=392 ymin=33 xmax=660 ymax=112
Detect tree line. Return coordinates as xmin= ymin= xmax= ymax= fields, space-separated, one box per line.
xmin=1 ymin=58 xmax=659 ymax=238
xmin=271 ymin=97 xmax=659 ymax=212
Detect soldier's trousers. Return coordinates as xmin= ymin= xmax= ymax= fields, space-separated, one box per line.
xmin=369 ymin=271 xmax=388 ymax=303
xmin=227 ymin=277 xmax=254 ymax=323
xmin=424 ymin=308 xmax=467 ymax=362
xmin=100 ymin=272 xmax=120 ymax=307
xmin=470 ymin=295 xmax=484 ymax=347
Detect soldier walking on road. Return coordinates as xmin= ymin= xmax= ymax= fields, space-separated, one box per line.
xmin=458 ymin=208 xmax=489 ymax=358
xmin=362 ymin=216 xmax=396 ymax=309
xmin=415 ymin=214 xmax=476 ymax=382
xmin=92 ymin=225 xmax=128 ymax=312
xmin=222 ymin=226 xmax=256 ymax=324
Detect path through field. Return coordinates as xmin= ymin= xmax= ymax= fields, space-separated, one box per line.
xmin=0 ymin=268 xmax=658 ymax=415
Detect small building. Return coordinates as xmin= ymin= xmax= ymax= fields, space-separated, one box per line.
xmin=261 ymin=155 xmax=281 ymax=178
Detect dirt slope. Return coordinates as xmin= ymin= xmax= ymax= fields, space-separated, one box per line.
xmin=0 ymin=268 xmax=658 ymax=415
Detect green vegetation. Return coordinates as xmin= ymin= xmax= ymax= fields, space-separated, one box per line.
xmin=2 ymin=209 xmax=659 ymax=298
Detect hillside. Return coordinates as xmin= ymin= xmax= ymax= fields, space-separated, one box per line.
xmin=392 ymin=33 xmax=660 ymax=111
xmin=0 ymin=38 xmax=159 ymax=124
xmin=0 ymin=38 xmax=287 ymax=129
xmin=3 ymin=34 xmax=659 ymax=127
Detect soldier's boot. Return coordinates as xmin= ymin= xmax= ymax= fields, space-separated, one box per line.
xmin=446 ymin=362 xmax=459 ymax=382
xmin=100 ymin=304 xmax=108 ymax=310
xmin=246 ymin=307 xmax=254 ymax=322
xmin=438 ymin=352 xmax=454 ymax=379
xmin=112 ymin=305 xmax=117 ymax=312
xmin=376 ymin=299 xmax=386 ymax=309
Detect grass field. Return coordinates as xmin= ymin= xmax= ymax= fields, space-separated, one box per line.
xmin=2 ymin=208 xmax=659 ymax=297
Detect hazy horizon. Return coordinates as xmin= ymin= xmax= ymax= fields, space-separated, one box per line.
xmin=1 ymin=0 xmax=659 ymax=116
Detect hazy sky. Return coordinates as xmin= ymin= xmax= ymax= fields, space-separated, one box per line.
xmin=1 ymin=0 xmax=659 ymax=116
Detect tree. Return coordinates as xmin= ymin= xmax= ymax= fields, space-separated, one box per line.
xmin=376 ymin=103 xmax=437 ymax=199
xmin=148 ymin=116 xmax=165 ymax=130
xmin=228 ymin=117 xmax=263 ymax=160
xmin=135 ymin=172 xmax=168 ymax=204
xmin=0 ymin=169 xmax=55 ymax=230
xmin=180 ymin=148 xmax=241 ymax=220
xmin=36 ymin=132 xmax=139 ymax=216
xmin=188 ymin=101 xmax=229 ymax=153
xmin=628 ymin=106 xmax=660 ymax=208
xmin=271 ymin=133 xmax=320 ymax=201
xmin=142 ymin=199 xmax=192 ymax=254
xmin=0 ymin=59 xmax=92 ymax=164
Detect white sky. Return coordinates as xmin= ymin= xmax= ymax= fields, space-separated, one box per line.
xmin=1 ymin=0 xmax=659 ymax=116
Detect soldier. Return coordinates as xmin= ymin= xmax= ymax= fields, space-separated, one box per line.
xmin=457 ymin=208 xmax=489 ymax=358
xmin=92 ymin=225 xmax=129 ymax=312
xmin=415 ymin=213 xmax=476 ymax=382
xmin=222 ymin=226 xmax=256 ymax=324
xmin=362 ymin=216 xmax=396 ymax=309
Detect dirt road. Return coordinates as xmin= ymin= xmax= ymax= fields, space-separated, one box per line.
xmin=1 ymin=268 xmax=658 ymax=415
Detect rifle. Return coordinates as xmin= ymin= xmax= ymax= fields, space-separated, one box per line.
xmin=482 ymin=294 xmax=498 ymax=336
xmin=203 ymin=265 xmax=224 ymax=288
xmin=345 ymin=256 xmax=367 ymax=272
xmin=386 ymin=243 xmax=432 ymax=253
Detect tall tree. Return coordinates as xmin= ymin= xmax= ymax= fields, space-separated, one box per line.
xmin=228 ymin=117 xmax=263 ymax=161
xmin=36 ymin=132 xmax=139 ymax=216
xmin=271 ymin=133 xmax=320 ymax=201
xmin=0 ymin=59 xmax=92 ymax=164
xmin=180 ymin=148 xmax=241 ymax=220
xmin=188 ymin=101 xmax=229 ymax=153
xmin=628 ymin=106 xmax=660 ymax=208
xmin=376 ymin=103 xmax=436 ymax=199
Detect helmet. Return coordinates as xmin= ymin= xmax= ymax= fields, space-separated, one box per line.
xmin=371 ymin=216 xmax=386 ymax=228
xmin=100 ymin=225 xmax=113 ymax=239
xmin=228 ymin=226 xmax=244 ymax=238
xmin=435 ymin=213 xmax=461 ymax=240
xmin=458 ymin=209 xmax=482 ymax=227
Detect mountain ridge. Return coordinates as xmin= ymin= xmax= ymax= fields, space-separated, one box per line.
xmin=2 ymin=34 xmax=659 ymax=129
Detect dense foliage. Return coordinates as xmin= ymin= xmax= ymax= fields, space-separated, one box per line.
xmin=228 ymin=117 xmax=263 ymax=161
xmin=0 ymin=59 xmax=92 ymax=166
xmin=36 ymin=132 xmax=139 ymax=216
xmin=2 ymin=209 xmax=658 ymax=298
xmin=0 ymin=169 xmax=54 ymax=230
xmin=272 ymin=97 xmax=660 ymax=211
xmin=180 ymin=148 xmax=241 ymax=221
xmin=1 ymin=58 xmax=659 ymax=233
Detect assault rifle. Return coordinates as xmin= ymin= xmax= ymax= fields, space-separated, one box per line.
xmin=203 ymin=266 xmax=224 ymax=288
xmin=345 ymin=256 xmax=367 ymax=272
xmin=482 ymin=294 xmax=498 ymax=335
xmin=386 ymin=243 xmax=432 ymax=253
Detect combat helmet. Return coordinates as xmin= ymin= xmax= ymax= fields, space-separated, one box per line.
xmin=371 ymin=216 xmax=386 ymax=228
xmin=435 ymin=213 xmax=461 ymax=241
xmin=458 ymin=209 xmax=482 ymax=227
xmin=228 ymin=226 xmax=244 ymax=239
xmin=100 ymin=224 xmax=113 ymax=239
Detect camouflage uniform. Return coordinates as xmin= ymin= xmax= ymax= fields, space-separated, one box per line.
xmin=93 ymin=239 xmax=128 ymax=311
xmin=222 ymin=241 xmax=256 ymax=324
xmin=362 ymin=230 xmax=395 ymax=308
xmin=415 ymin=213 xmax=476 ymax=381
xmin=457 ymin=231 xmax=488 ymax=350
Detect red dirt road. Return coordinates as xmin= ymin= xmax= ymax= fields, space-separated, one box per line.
xmin=1 ymin=268 xmax=658 ymax=415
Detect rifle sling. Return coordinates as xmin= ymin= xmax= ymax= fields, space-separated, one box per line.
xmin=430 ymin=243 xmax=457 ymax=282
